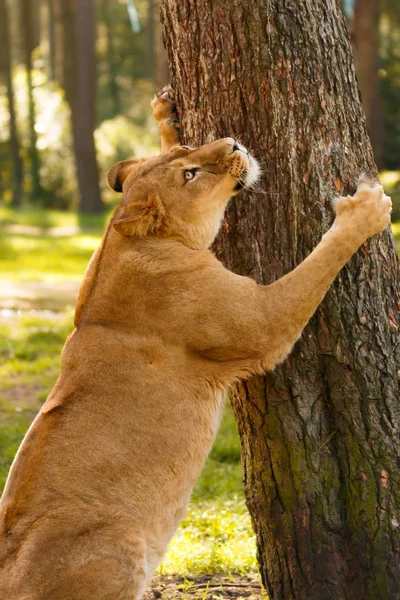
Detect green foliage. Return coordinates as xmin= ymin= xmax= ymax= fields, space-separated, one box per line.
xmin=95 ymin=108 xmax=159 ymax=203
xmin=96 ymin=0 xmax=153 ymax=123
xmin=0 ymin=68 xmax=159 ymax=209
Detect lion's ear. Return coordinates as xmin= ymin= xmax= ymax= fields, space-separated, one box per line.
xmin=106 ymin=159 xmax=139 ymax=192
xmin=113 ymin=192 xmax=165 ymax=237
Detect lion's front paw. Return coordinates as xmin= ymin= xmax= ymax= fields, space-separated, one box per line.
xmin=151 ymin=85 xmax=178 ymax=123
xmin=151 ymin=85 xmax=181 ymax=151
xmin=333 ymin=179 xmax=392 ymax=244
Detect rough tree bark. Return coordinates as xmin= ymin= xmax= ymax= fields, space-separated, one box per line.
xmin=352 ymin=0 xmax=384 ymax=168
xmin=160 ymin=1 xmax=400 ymax=599
xmin=0 ymin=0 xmax=23 ymax=207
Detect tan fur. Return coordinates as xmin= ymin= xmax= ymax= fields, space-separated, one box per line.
xmin=0 ymin=86 xmax=392 ymax=600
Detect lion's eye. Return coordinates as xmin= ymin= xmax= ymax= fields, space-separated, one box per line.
xmin=184 ymin=169 xmax=199 ymax=182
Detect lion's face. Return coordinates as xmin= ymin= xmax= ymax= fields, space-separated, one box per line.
xmin=107 ymin=138 xmax=260 ymax=249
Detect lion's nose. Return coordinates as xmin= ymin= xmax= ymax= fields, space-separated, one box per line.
xmin=232 ymin=140 xmax=248 ymax=155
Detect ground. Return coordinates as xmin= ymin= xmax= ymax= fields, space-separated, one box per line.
xmin=143 ymin=574 xmax=265 ymax=599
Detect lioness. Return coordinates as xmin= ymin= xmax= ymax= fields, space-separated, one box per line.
xmin=0 ymin=88 xmax=392 ymax=600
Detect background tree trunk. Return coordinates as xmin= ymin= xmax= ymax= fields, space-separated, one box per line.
xmin=50 ymin=0 xmax=66 ymax=86
xmin=147 ymin=0 xmax=156 ymax=85
xmin=0 ymin=0 xmax=24 ymax=207
xmin=352 ymin=0 xmax=384 ymax=168
xmin=47 ymin=0 xmax=56 ymax=81
xmin=20 ymin=0 xmax=42 ymax=200
xmin=62 ymin=0 xmax=103 ymax=214
xmin=100 ymin=0 xmax=121 ymax=118
xmin=149 ymin=0 xmax=169 ymax=90
xmin=160 ymin=1 xmax=400 ymax=598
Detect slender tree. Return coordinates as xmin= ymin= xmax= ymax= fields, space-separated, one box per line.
xmin=50 ymin=0 xmax=66 ymax=86
xmin=0 ymin=0 xmax=24 ymax=207
xmin=100 ymin=0 xmax=121 ymax=117
xmin=147 ymin=0 xmax=156 ymax=84
xmin=62 ymin=0 xmax=103 ymax=213
xmin=352 ymin=0 xmax=384 ymax=168
xmin=47 ymin=0 xmax=56 ymax=81
xmin=148 ymin=0 xmax=169 ymax=91
xmin=160 ymin=1 xmax=400 ymax=598
xmin=20 ymin=0 xmax=42 ymax=200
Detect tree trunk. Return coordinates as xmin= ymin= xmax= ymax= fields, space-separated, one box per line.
xmin=0 ymin=0 xmax=24 ymax=207
xmin=147 ymin=0 xmax=156 ymax=84
xmin=50 ymin=0 xmax=66 ymax=86
xmin=62 ymin=0 xmax=103 ymax=213
xmin=160 ymin=1 xmax=400 ymax=599
xmin=47 ymin=0 xmax=56 ymax=81
xmin=100 ymin=0 xmax=121 ymax=117
xmin=352 ymin=0 xmax=384 ymax=168
xmin=149 ymin=0 xmax=169 ymax=91
xmin=20 ymin=0 xmax=42 ymax=200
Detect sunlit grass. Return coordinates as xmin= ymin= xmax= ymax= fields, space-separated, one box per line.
xmin=0 ymin=207 xmax=112 ymax=230
xmin=0 ymin=233 xmax=101 ymax=282
xmin=0 ymin=208 xmax=111 ymax=283
xmin=160 ymin=500 xmax=256 ymax=576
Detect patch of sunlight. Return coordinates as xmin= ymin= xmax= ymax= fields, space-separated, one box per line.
xmin=158 ymin=500 xmax=257 ymax=576
xmin=71 ymin=235 xmax=101 ymax=251
xmin=0 ymin=235 xmax=100 ymax=282
xmin=0 ymin=207 xmax=112 ymax=231
xmin=380 ymin=170 xmax=400 ymax=188
xmin=0 ymin=207 xmax=77 ymax=229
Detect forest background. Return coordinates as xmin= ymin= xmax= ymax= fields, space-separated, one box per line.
xmin=0 ymin=0 xmax=399 ymax=597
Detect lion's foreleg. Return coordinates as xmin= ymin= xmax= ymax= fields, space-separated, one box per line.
xmin=150 ymin=86 xmax=181 ymax=153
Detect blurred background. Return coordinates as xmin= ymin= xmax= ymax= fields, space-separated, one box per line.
xmin=0 ymin=0 xmax=169 ymax=214
xmin=0 ymin=0 xmax=399 ymax=216
xmin=0 ymin=0 xmax=399 ymax=582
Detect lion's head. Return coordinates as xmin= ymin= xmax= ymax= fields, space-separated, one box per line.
xmin=107 ymin=138 xmax=260 ymax=250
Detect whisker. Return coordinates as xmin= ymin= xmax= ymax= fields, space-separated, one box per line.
xmin=230 ymin=173 xmax=282 ymax=197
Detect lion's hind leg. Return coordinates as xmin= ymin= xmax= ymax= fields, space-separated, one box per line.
xmin=41 ymin=552 xmax=147 ymax=600
xmin=12 ymin=524 xmax=148 ymax=600
xmin=151 ymin=85 xmax=181 ymax=153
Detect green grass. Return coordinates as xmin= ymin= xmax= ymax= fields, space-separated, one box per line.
xmin=0 ymin=207 xmax=111 ymax=230
xmin=0 ymin=233 xmax=103 ymax=283
xmin=0 ymin=207 xmax=110 ymax=283
xmin=0 ymin=309 xmax=256 ymax=575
